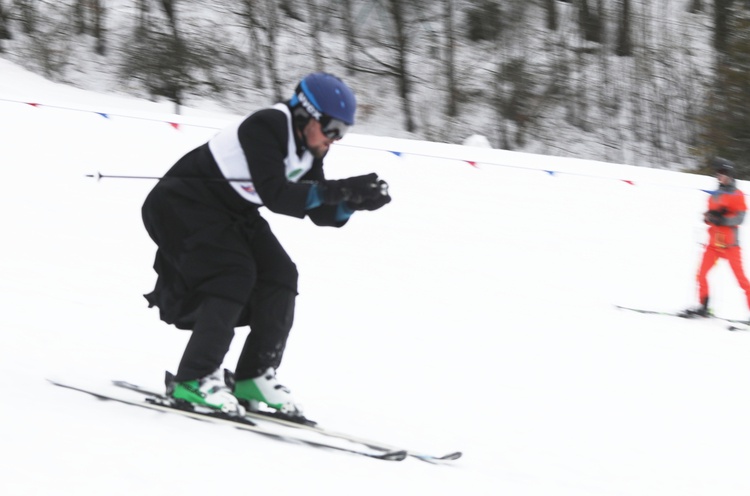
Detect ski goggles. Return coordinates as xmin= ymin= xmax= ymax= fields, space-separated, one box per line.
xmin=319 ymin=115 xmax=350 ymax=140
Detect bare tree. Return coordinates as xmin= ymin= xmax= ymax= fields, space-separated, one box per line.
xmin=306 ymin=0 xmax=324 ymax=70
xmin=91 ymin=0 xmax=105 ymax=55
xmin=383 ymin=0 xmax=416 ymax=132
xmin=73 ymin=0 xmax=106 ymax=54
xmin=344 ymin=0 xmax=419 ymax=131
xmin=543 ymin=0 xmax=558 ymax=31
xmin=136 ymin=0 xmax=151 ymax=31
xmin=0 ymin=0 xmax=11 ymax=53
xmin=443 ymin=0 xmax=458 ymax=117
xmin=616 ymin=0 xmax=632 ymax=56
xmin=260 ymin=0 xmax=283 ymax=101
xmin=279 ymin=0 xmax=302 ymax=21
xmin=239 ymin=0 xmax=283 ymax=100
xmin=339 ymin=0 xmax=358 ymax=76
xmin=158 ymin=0 xmax=179 ymax=40
xmin=702 ymin=8 xmax=750 ymax=176
xmin=74 ymin=0 xmax=86 ymax=35
xmin=490 ymin=2 xmax=539 ymax=149
xmin=577 ymin=0 xmax=603 ymax=43
xmin=233 ymin=0 xmax=264 ymax=88
xmin=120 ymin=0 xmax=241 ymax=112
xmin=16 ymin=0 xmax=37 ymax=34
xmin=714 ymin=0 xmax=732 ymax=52
xmin=465 ymin=0 xmax=502 ymax=42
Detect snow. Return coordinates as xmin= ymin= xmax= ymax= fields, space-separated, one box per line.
xmin=3 ymin=58 xmax=750 ymax=496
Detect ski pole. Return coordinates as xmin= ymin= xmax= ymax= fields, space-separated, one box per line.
xmin=85 ymin=172 xmax=246 ymax=182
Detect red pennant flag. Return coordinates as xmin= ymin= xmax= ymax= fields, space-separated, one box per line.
xmin=168 ymin=122 xmax=180 ymax=130
xmin=467 ymin=161 xmax=478 ymax=168
xmin=26 ymin=102 xmax=41 ymax=108
xmin=621 ymin=179 xmax=635 ymax=186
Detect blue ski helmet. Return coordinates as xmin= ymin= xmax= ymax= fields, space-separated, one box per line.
xmin=290 ymin=72 xmax=357 ymax=126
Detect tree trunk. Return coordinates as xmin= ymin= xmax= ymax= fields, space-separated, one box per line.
xmin=136 ymin=0 xmax=150 ymax=32
xmin=577 ymin=0 xmax=602 ymax=43
xmin=616 ymin=0 xmax=632 ymax=56
xmin=92 ymin=0 xmax=106 ymax=55
xmin=262 ymin=0 xmax=283 ymax=101
xmin=443 ymin=0 xmax=458 ymax=117
xmin=340 ymin=0 xmax=357 ymax=76
xmin=239 ymin=0 xmax=266 ymax=88
xmin=158 ymin=0 xmax=179 ymax=40
xmin=17 ymin=0 xmax=37 ymax=34
xmin=241 ymin=0 xmax=283 ymax=98
xmin=74 ymin=0 xmax=86 ymax=35
xmin=543 ymin=0 xmax=558 ymax=31
xmin=157 ymin=0 xmax=183 ymax=111
xmin=0 ymin=1 xmax=7 ymax=53
xmin=714 ymin=0 xmax=731 ymax=53
xmin=0 ymin=0 xmax=11 ymax=42
xmin=307 ymin=0 xmax=324 ymax=70
xmin=385 ymin=0 xmax=415 ymax=132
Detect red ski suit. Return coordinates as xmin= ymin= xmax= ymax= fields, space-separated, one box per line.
xmin=697 ymin=181 xmax=750 ymax=308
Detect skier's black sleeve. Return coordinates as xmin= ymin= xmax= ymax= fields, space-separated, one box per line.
xmin=300 ymin=164 xmax=349 ymax=228
xmin=238 ymin=109 xmax=311 ymax=219
xmin=239 ymin=108 xmax=346 ymax=227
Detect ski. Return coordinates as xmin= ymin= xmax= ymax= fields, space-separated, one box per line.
xmin=112 ymin=380 xmax=462 ymax=464
xmin=614 ymin=305 xmax=686 ymax=318
xmin=615 ymin=305 xmax=749 ymax=332
xmin=48 ymin=379 xmax=407 ymax=461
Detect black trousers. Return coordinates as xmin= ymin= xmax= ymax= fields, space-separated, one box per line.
xmin=175 ymin=287 xmax=296 ymax=382
xmin=142 ymin=180 xmax=298 ymax=382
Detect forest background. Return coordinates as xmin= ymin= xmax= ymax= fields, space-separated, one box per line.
xmin=1 ymin=0 xmax=749 ymax=176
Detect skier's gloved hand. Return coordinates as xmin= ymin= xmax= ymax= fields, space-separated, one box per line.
xmin=318 ymin=173 xmax=382 ymax=205
xmin=346 ymin=180 xmax=391 ymax=211
xmin=705 ymin=210 xmax=725 ymax=225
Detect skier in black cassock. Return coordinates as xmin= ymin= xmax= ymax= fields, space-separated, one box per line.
xmin=142 ymin=73 xmax=390 ymax=416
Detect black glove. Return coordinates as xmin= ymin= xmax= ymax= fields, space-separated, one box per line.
xmin=705 ymin=210 xmax=725 ymax=225
xmin=318 ymin=173 xmax=382 ymax=205
xmin=346 ymin=180 xmax=391 ymax=211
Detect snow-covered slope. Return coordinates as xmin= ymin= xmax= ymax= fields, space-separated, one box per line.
xmin=3 ymin=60 xmax=750 ymax=496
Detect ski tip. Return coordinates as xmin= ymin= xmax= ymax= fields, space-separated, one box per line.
xmin=378 ymin=450 xmax=408 ymax=461
xmin=438 ymin=451 xmax=463 ymax=461
xmin=410 ymin=451 xmax=463 ymax=463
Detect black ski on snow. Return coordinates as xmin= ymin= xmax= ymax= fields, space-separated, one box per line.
xmin=48 ymin=379 xmax=407 ymax=461
xmin=111 ymin=380 xmax=462 ymax=464
xmin=614 ymin=305 xmax=750 ymax=332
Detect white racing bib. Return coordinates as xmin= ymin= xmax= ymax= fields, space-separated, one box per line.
xmin=208 ymin=103 xmax=314 ymax=204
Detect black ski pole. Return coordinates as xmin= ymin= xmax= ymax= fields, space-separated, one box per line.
xmin=85 ymin=172 xmax=247 ymax=182
xmin=86 ymin=172 xmax=162 ymax=181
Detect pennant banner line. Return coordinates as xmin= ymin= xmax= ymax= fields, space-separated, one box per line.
xmin=0 ymin=97 xmax=221 ymax=131
xmin=334 ymin=142 xmax=720 ymax=195
xmin=0 ymin=97 xmax=723 ymax=196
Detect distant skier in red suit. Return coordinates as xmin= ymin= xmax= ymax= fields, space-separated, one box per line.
xmin=682 ymin=158 xmax=750 ymax=318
